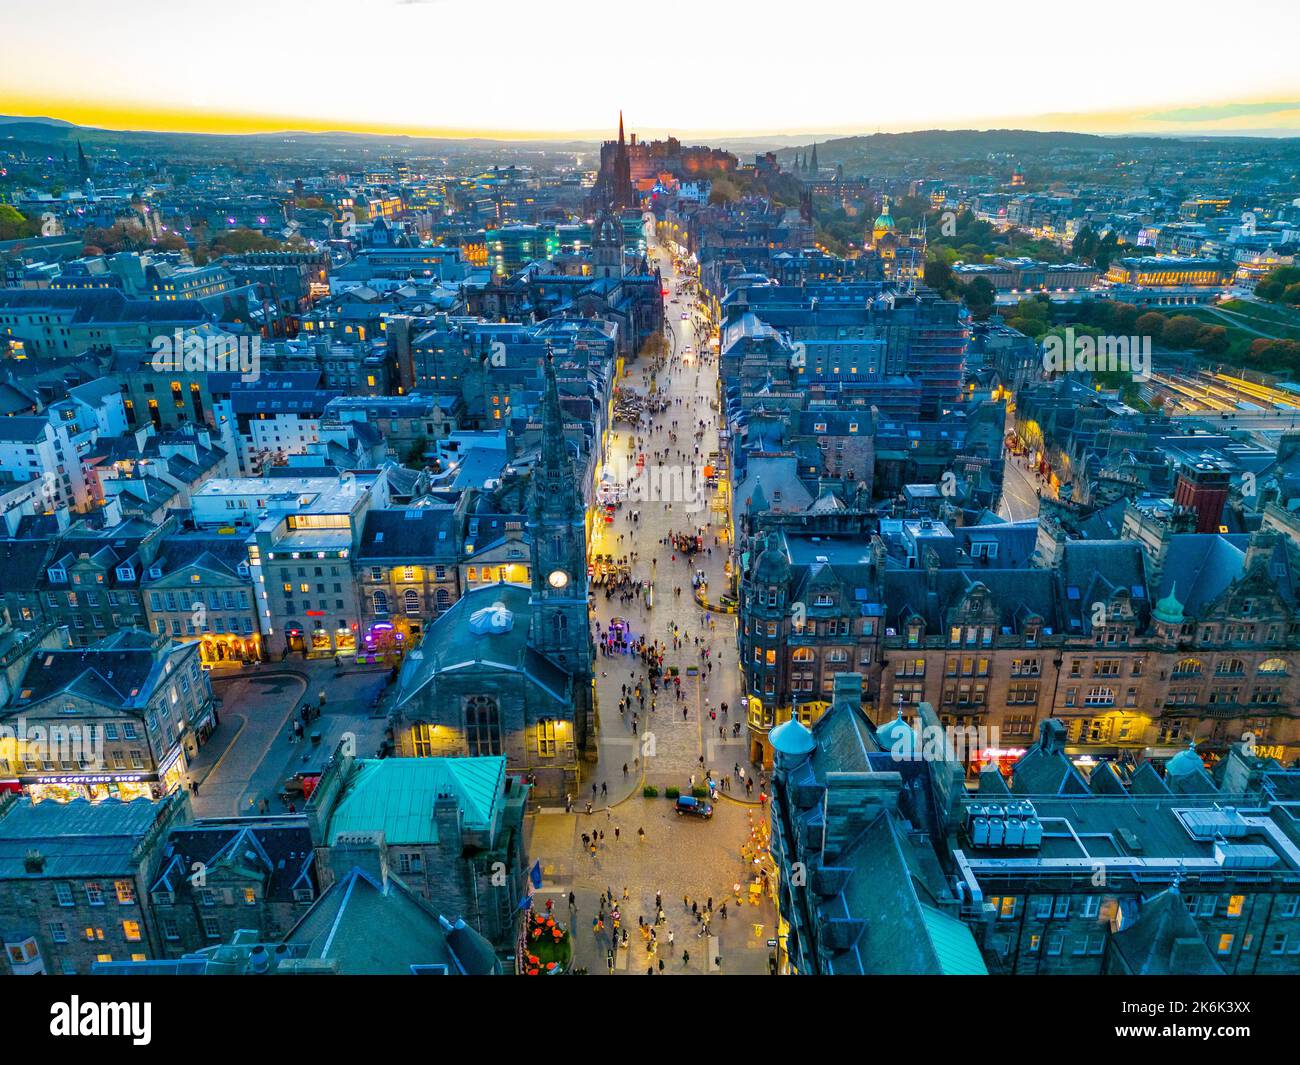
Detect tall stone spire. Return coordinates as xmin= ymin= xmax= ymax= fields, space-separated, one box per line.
xmin=532 ymin=344 xmax=577 ymax=519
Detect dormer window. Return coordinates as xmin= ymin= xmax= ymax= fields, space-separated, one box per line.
xmin=148 ymin=566 xmax=162 ymax=580
xmin=116 ymin=566 xmax=135 ymax=582
xmin=47 ymin=567 xmax=66 ymax=584
xmin=237 ymin=562 xmax=249 ymax=578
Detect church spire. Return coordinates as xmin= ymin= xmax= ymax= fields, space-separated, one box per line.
xmin=533 ymin=344 xmax=577 ymax=519
xmin=618 ymin=110 xmax=625 ymax=145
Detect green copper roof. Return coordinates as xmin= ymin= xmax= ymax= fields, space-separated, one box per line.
xmin=326 ymin=756 xmax=506 ymax=845
xmin=1153 ymin=581 xmax=1184 ymax=626
xmin=920 ymin=904 xmax=989 ymax=976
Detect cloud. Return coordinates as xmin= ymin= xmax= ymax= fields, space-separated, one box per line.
xmin=1144 ymin=101 xmax=1300 ymax=122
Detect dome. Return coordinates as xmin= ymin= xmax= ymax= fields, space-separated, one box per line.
xmin=872 ymin=195 xmax=896 ymax=235
xmin=1166 ymin=742 xmax=1204 ymax=778
xmin=875 ymin=709 xmax=918 ymax=757
xmin=1153 ymin=583 xmax=1184 ymax=626
xmin=752 ymin=532 xmax=789 ymax=584
xmin=770 ymin=716 xmax=816 ymax=757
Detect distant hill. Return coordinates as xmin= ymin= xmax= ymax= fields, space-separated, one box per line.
xmin=774 ymin=126 xmax=1294 ymax=162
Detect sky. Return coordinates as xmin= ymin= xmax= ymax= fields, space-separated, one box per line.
xmin=3 ymin=0 xmax=1300 ymax=139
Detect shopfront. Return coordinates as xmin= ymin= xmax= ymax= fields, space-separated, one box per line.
xmin=20 ymin=771 xmax=160 ymax=805
xmin=199 ymin=632 xmax=262 ymax=665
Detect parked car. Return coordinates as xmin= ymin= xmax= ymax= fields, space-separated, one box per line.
xmin=675 ymin=795 xmax=713 ymax=819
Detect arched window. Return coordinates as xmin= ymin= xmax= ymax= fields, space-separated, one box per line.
xmin=792 ymin=647 xmax=815 ymax=662
xmin=372 ymin=590 xmax=389 ymax=615
xmin=1173 ymin=658 xmax=1202 ymax=676
xmin=1259 ymin=658 xmax=1289 ymax=675
xmin=403 ymin=589 xmax=420 ymax=616
xmin=465 ymin=695 xmax=501 ymax=756
xmin=435 ymin=588 xmax=451 ymax=611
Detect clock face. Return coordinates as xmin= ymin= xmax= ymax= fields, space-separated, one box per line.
xmin=547 ymin=569 xmax=569 ymax=589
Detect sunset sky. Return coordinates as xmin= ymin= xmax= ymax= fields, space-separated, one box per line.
xmin=2 ymin=0 xmax=1300 ymax=139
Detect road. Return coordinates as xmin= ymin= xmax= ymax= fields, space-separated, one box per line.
xmin=188 ymin=661 xmax=389 ymax=818
xmin=523 ymin=232 xmax=777 ymax=975
xmin=999 ymin=455 xmax=1044 ymax=522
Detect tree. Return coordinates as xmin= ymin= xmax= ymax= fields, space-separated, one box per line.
xmin=1135 ymin=312 xmax=1167 ymax=342
xmin=0 ymin=205 xmax=40 ymax=241
xmin=959 ymin=277 xmax=997 ymax=320
xmin=1162 ymin=315 xmax=1205 ymax=349
xmin=923 ymin=258 xmax=958 ymax=298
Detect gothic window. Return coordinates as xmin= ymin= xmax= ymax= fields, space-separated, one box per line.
xmin=465 ymin=696 xmax=502 ymax=756
xmin=552 ymin=612 xmax=567 ymax=639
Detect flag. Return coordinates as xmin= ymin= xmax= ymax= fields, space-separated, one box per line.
xmin=529 ymin=859 xmax=543 ymax=891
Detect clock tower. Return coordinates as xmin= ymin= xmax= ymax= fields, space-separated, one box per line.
xmin=527 ymin=346 xmax=595 ymax=752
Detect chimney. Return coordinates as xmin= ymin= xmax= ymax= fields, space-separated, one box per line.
xmin=102 ymin=496 xmax=123 ymax=528
xmin=1173 ymin=461 xmax=1229 ymax=534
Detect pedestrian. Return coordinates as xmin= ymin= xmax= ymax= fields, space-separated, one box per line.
xmin=622 ymin=762 xmax=629 ymax=778
xmin=586 ymin=799 xmax=593 ymax=815
xmin=614 ymin=826 xmax=620 ymax=841
xmin=638 ymin=826 xmax=645 ymax=841
xmin=682 ymin=950 xmax=690 ymax=967
xmin=569 ymin=891 xmax=577 ymax=910
xmin=668 ymin=929 xmax=675 ymax=946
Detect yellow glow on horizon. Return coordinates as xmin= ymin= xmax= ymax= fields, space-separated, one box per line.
xmin=2 ymin=0 xmax=1299 ymax=140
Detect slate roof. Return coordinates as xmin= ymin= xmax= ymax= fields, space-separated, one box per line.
xmin=1108 ymin=886 xmax=1225 ymax=975
xmin=395 ymin=582 xmax=571 ymax=707
xmin=152 ymin=823 xmax=314 ymax=901
xmin=356 ymin=506 xmax=458 ymax=561
xmin=5 ymin=629 xmax=174 ymax=713
xmin=0 ymin=797 xmax=168 ymax=879
xmin=283 ymin=867 xmax=500 ymax=975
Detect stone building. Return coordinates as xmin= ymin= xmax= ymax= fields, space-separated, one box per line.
xmin=0 ymin=791 xmax=189 ymax=974
xmin=147 ymin=820 xmax=317 ymax=955
xmin=305 ymin=746 xmax=528 ymax=952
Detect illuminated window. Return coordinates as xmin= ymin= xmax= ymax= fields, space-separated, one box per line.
xmin=1216 ymin=933 xmax=1234 ymax=955
xmin=1226 ymin=895 xmax=1245 ymax=918
xmin=122 ymin=920 xmax=142 ymax=942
